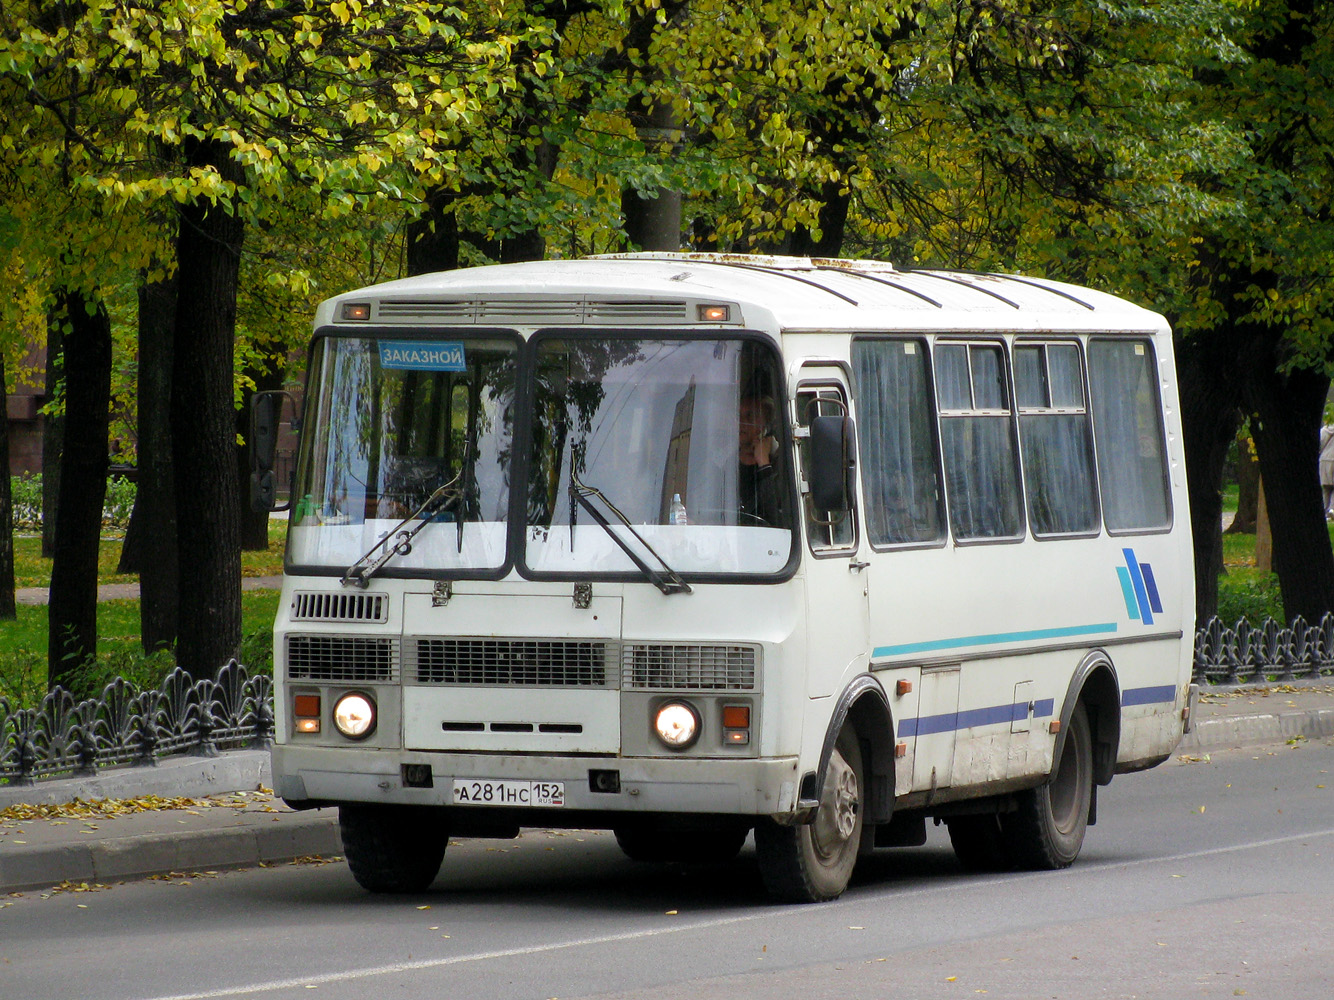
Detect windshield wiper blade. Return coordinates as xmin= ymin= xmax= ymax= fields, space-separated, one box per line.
xmin=568 ymin=474 xmax=692 ymax=596
xmin=342 ymin=479 xmax=460 ymax=588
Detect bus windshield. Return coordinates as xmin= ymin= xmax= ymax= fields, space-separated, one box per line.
xmin=525 ymin=335 xmax=793 ymax=577
xmin=288 ymin=331 xmax=793 ymax=579
xmin=287 ymin=333 xmax=518 ymax=575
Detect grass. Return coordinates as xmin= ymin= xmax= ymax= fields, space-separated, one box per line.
xmin=11 ymin=522 xmax=286 ymax=589
xmin=2 ymin=522 xmax=287 ymax=709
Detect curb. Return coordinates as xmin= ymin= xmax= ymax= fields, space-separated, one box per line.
xmin=1 ymin=751 xmax=341 ymax=893
xmin=0 ymin=811 xmax=341 ymax=892
xmin=1178 ymin=706 xmax=1334 ymax=753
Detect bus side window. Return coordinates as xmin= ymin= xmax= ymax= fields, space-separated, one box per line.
xmin=851 ymin=337 xmax=945 ymax=546
xmin=1087 ymin=339 xmax=1172 ymax=531
xmin=936 ymin=342 xmax=1024 ymax=540
xmin=1014 ymin=342 xmax=1099 ymax=535
xmin=796 ymin=385 xmax=857 ymax=550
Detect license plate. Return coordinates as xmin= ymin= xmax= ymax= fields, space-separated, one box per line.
xmin=451 ymin=779 xmax=565 ymax=808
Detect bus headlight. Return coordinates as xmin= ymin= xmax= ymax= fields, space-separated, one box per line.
xmin=333 ymin=692 xmax=377 ymax=740
xmin=653 ymin=700 xmax=701 ymax=751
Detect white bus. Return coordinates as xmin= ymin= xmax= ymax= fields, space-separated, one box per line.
xmin=252 ymin=253 xmax=1196 ymax=902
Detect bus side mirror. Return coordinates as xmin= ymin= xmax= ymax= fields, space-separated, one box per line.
xmin=250 ymin=390 xmax=296 ymax=512
xmin=809 ymin=414 xmax=856 ymax=513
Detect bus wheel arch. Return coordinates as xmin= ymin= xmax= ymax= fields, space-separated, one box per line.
xmin=1056 ymin=652 xmax=1120 ymax=788
xmin=755 ymin=674 xmax=894 ymax=902
xmin=805 ymin=674 xmax=895 ymax=827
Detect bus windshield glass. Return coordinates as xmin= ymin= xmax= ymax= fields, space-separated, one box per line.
xmin=525 ymin=335 xmax=793 ymax=577
xmin=287 ymin=334 xmax=518 ymax=575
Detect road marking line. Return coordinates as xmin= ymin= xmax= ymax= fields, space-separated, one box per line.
xmin=137 ymin=825 xmax=1334 ymax=1000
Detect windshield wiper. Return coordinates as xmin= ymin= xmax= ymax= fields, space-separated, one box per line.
xmin=342 ymin=478 xmax=462 ymax=588
xmin=568 ymin=473 xmax=692 ymax=596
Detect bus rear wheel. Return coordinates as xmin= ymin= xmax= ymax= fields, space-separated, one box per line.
xmin=755 ymin=726 xmax=863 ymax=902
xmin=1002 ymin=701 xmax=1093 ymax=870
xmin=339 ymin=804 xmax=449 ymax=893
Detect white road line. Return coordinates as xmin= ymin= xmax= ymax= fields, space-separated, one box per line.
xmin=140 ymin=825 xmax=1334 ymax=1000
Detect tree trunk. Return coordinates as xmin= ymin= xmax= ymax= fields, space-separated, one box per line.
xmin=619 ymin=1 xmax=687 ymax=253
xmin=1246 ymin=358 xmax=1334 ymax=621
xmin=1225 ymin=425 xmax=1259 ymax=534
xmin=1254 ymin=479 xmax=1272 ymax=573
xmin=120 ymin=275 xmax=180 ymax=651
xmin=237 ymin=357 xmax=285 ymax=551
xmin=171 ymin=139 xmax=244 ymax=680
xmin=40 ymin=314 xmax=63 ymax=558
xmin=406 ymin=186 xmax=461 ymax=275
xmin=1174 ymin=328 xmax=1242 ymax=623
xmin=46 ymin=290 xmax=112 ymax=687
xmin=0 ymin=354 xmax=15 ymax=621
xmin=788 ymin=179 xmax=851 ymax=258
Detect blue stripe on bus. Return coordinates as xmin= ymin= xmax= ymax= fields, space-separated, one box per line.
xmin=898 ymin=698 xmax=1055 ymax=738
xmin=1121 ymin=684 xmax=1177 ymax=707
xmin=872 ymin=622 xmax=1118 ymax=659
xmin=1122 ymin=548 xmax=1154 ymax=625
xmin=1116 ymin=566 xmax=1140 ymax=619
xmin=1141 ymin=562 xmax=1163 ymax=614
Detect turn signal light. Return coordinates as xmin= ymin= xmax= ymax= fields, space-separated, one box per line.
xmin=294 ymin=693 xmax=321 ymax=734
xmin=722 ymin=703 xmax=751 ymax=746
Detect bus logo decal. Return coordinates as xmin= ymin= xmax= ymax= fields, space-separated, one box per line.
xmin=379 ymin=340 xmax=467 ymax=371
xmin=1118 ymin=548 xmax=1162 ymax=625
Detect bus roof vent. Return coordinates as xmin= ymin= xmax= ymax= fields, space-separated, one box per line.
xmin=377 ymin=300 xmax=475 ymax=321
xmin=476 ymin=300 xmax=585 ymax=323
xmin=291 ymin=591 xmax=389 ymax=624
xmin=584 ymin=300 xmax=689 ymax=323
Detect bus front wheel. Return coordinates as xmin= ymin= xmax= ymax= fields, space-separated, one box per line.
xmin=339 ymin=804 xmax=449 ymax=893
xmin=1002 ymin=701 xmax=1093 ymax=869
xmin=755 ymin=726 xmax=863 ymax=902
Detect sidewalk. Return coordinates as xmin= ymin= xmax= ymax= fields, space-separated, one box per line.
xmin=14 ymin=575 xmax=285 ymax=606
xmin=2 ymin=685 xmax=1332 ymax=893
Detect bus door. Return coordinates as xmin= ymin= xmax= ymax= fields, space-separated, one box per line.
xmin=793 ymin=369 xmax=870 ymax=699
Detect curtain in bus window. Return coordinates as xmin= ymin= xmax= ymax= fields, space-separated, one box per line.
xmin=1088 ymin=339 xmax=1171 ymax=531
xmin=937 ymin=343 xmax=1022 ymax=540
xmin=1015 ymin=344 xmax=1098 ymax=535
xmin=942 ymin=416 xmax=1022 ymax=538
xmin=852 ymin=339 xmax=943 ymax=545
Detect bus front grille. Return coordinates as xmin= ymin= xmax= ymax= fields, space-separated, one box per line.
xmin=286 ymin=635 xmax=399 ymax=682
xmin=408 ymin=638 xmax=614 ymax=687
xmin=290 ymin=591 xmax=389 ymax=623
xmin=622 ymin=644 xmax=758 ymax=691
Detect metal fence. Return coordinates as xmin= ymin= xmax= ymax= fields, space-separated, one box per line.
xmin=0 ymin=661 xmax=272 ymax=787
xmin=2 ymin=616 xmax=1332 ymax=788
xmin=1192 ymin=613 xmax=1334 ymax=686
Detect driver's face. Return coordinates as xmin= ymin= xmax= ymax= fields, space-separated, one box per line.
xmin=739 ymin=399 xmax=764 ymax=448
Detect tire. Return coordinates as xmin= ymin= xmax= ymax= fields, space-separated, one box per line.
xmin=1002 ymin=701 xmax=1093 ymax=870
xmin=614 ymin=824 xmax=749 ymax=864
xmin=339 ymin=804 xmax=449 ymax=893
xmin=945 ymin=814 xmax=1012 ymax=873
xmin=755 ymin=726 xmax=864 ymax=903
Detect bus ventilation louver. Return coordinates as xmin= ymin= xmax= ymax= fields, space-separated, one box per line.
xmin=408 ymin=638 xmax=614 ymax=687
xmin=368 ymin=299 xmax=689 ymax=325
xmin=622 ymin=644 xmax=757 ymax=691
xmin=285 ymin=635 xmax=399 ymax=682
xmin=291 ymin=591 xmax=389 ymax=623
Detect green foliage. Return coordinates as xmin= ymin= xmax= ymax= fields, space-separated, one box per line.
xmin=1216 ymin=571 xmax=1285 ymax=626
xmin=0 ymin=591 xmax=279 ymax=710
xmin=7 ymin=474 xmax=135 ymax=531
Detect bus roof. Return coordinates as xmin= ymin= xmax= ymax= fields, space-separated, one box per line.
xmin=316 ymin=253 xmax=1168 ymax=335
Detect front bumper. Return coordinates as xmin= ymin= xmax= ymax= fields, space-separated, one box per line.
xmin=272 ymin=744 xmax=802 ymax=818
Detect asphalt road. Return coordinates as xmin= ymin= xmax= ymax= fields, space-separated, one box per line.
xmin=3 ymin=739 xmax=1332 ymax=1000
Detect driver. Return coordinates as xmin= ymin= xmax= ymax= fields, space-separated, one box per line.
xmin=738 ymin=395 xmax=782 ymax=525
